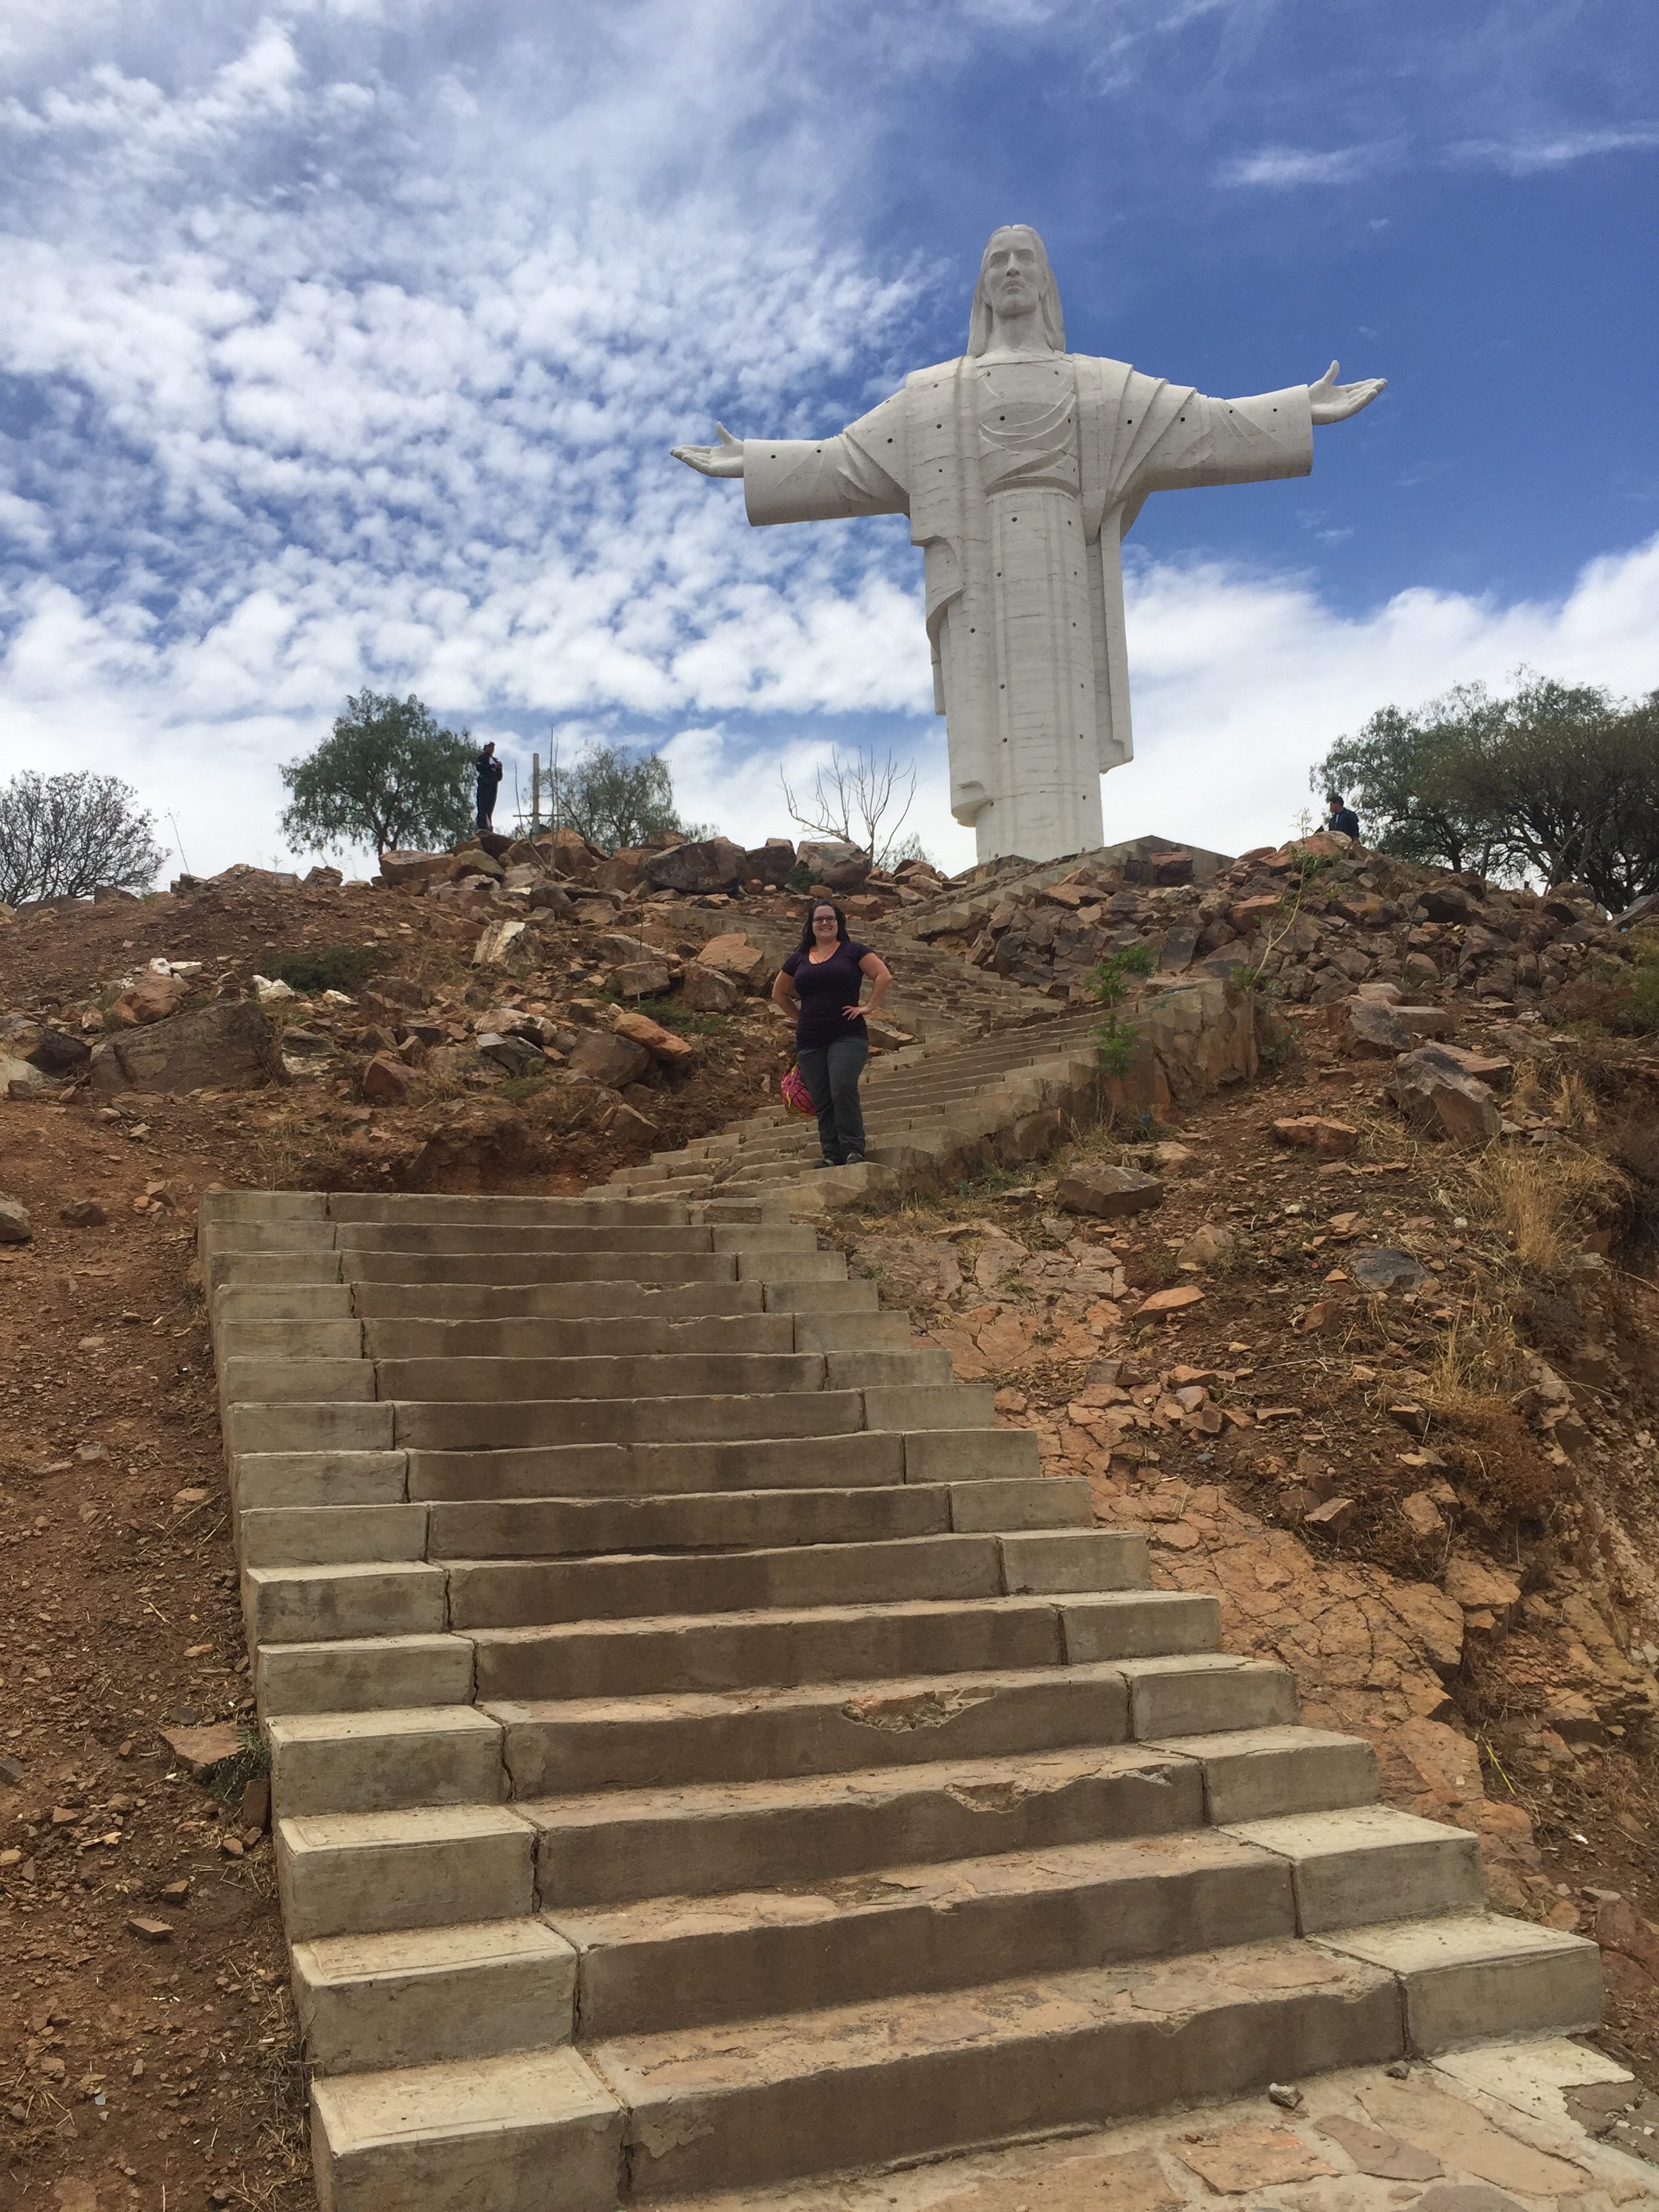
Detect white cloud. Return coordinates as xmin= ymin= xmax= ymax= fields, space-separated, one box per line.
xmin=1451 ymin=124 xmax=1659 ymax=175
xmin=1216 ymin=142 xmax=1394 ymax=188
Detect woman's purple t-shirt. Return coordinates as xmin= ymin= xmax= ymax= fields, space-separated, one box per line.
xmin=781 ymin=940 xmax=872 ymax=1048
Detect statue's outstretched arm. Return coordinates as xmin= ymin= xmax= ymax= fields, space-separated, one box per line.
xmin=672 ymin=424 xmax=745 ymax=478
xmin=1309 ymin=361 xmax=1387 ymax=424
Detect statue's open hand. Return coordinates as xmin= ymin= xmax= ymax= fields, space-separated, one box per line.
xmin=1309 ymin=361 xmax=1387 ymax=424
xmin=671 ymin=422 xmax=745 ymax=478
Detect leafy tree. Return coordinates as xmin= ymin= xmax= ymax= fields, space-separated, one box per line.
xmin=548 ymin=742 xmax=707 ymax=853
xmin=0 ymin=771 xmax=164 ymax=905
xmin=1311 ymin=689 xmax=1507 ymax=876
xmin=1313 ymin=675 xmax=1659 ymax=911
xmin=280 ymin=692 xmax=476 ymax=857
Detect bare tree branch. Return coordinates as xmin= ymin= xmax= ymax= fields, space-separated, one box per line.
xmin=779 ymin=747 xmax=918 ymax=872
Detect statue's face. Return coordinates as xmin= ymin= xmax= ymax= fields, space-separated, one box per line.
xmin=981 ymin=230 xmax=1043 ymax=317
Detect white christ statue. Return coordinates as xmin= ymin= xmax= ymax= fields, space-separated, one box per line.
xmin=674 ymin=224 xmax=1385 ymax=865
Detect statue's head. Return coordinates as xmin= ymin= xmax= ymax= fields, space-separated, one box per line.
xmin=968 ymin=224 xmax=1065 ymax=356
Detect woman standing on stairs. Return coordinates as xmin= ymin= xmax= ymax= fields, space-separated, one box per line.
xmin=773 ymin=901 xmax=895 ymax=1168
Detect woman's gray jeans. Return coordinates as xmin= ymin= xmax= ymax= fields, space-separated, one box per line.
xmin=796 ymin=1036 xmax=869 ymax=1162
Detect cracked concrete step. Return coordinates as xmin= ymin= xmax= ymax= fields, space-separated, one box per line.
xmin=588 ymin=1935 xmax=1402 ymax=2196
xmin=1221 ymin=1804 xmax=1488 ymax=1931
xmin=485 ymin=1654 xmax=1296 ymax=1795
xmin=419 ymin=1474 xmax=1090 ymax=1559
xmin=1313 ymin=1910 xmax=1603 ymax=2051
xmin=471 ymin=1590 xmax=1221 ymax=1702
xmin=310 ymin=2046 xmax=622 ymax=2212
xmin=527 ymin=1743 xmax=1210 ymax=1908
xmin=404 ymin=1425 xmax=1040 ymax=1501
xmin=556 ymin=1827 xmax=1301 ymax=2040
xmin=294 ymin=1918 xmax=577 ymax=2076
xmin=277 ymin=1802 xmax=537 ymax=1940
xmin=442 ymin=1531 xmax=1148 ymax=1630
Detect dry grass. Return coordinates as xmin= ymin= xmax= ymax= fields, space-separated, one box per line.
xmin=1419 ymin=1305 xmax=1569 ymax=1532
xmin=1464 ymin=1141 xmax=1628 ymax=1273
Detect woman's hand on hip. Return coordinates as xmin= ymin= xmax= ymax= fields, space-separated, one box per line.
xmin=842 ymin=1004 xmax=864 ymax=1021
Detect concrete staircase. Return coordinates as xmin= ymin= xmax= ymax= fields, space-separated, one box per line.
xmin=608 ymin=1004 xmax=1108 ymax=1202
xmin=204 ymin=1188 xmax=1603 ymax=2212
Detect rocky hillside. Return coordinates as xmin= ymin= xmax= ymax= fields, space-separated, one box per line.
xmin=0 ymin=830 xmax=954 ymax=1193
xmin=918 ymin=828 xmax=1642 ymax=1012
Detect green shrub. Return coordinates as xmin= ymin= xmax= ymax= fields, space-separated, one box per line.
xmin=268 ymin=944 xmax=388 ymax=994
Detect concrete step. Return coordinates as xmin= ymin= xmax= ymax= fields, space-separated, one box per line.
xmin=422 ymin=1474 xmax=1089 ymax=1558
xmin=329 ymin=1222 xmax=817 ymax=1255
xmin=310 ymin=2047 xmax=622 ymax=2212
xmin=349 ymin=1277 xmax=877 ymax=1321
xmin=277 ymin=1803 xmax=537 ymax=1940
xmin=1221 ymin=1804 xmax=1486 ymax=1932
xmin=557 ymin=1827 xmax=1299 ymax=2039
xmin=392 ymin=1383 xmax=996 ymax=1452
xmin=258 ymin=1632 xmax=476 ymax=1718
xmin=293 ymin=1918 xmax=577 ymax=2076
xmin=527 ymin=1742 xmax=1208 ymax=1908
xmin=245 ymin=1561 xmax=447 ymax=1645
xmin=269 ymin=1706 xmax=507 ymax=1815
xmin=443 ymin=1531 xmax=1147 ymax=1631
xmin=356 ymin=1311 xmax=914 ymax=1359
xmin=485 ymin=1654 xmax=1295 ymax=1795
xmin=1313 ymin=1910 xmax=1603 ymax=2052
xmin=587 ymin=1935 xmax=1403 ymax=2196
xmin=365 ymin=1347 xmax=953 ymax=1404
xmin=405 ymin=1425 xmax=1039 ymax=1502
xmin=472 ymin=1590 xmax=1220 ymax=1702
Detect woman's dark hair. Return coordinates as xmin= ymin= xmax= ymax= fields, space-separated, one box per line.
xmin=796 ymin=899 xmax=851 ymax=953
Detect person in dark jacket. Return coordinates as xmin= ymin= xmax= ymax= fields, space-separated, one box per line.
xmin=1326 ymin=792 xmax=1361 ymax=842
xmin=475 ymin=742 xmax=504 ymax=832
xmin=772 ymin=901 xmax=895 ymax=1167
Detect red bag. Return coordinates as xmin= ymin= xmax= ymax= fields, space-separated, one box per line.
xmin=781 ymin=1063 xmax=814 ymax=1116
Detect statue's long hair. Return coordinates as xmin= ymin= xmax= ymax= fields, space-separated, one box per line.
xmin=966 ymin=224 xmax=1066 ymax=357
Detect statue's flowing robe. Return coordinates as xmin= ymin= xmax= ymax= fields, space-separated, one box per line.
xmin=743 ymin=351 xmax=1313 ymax=863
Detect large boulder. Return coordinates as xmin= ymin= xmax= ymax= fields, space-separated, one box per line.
xmin=89 ymin=999 xmax=279 ymax=1093
xmin=695 ymin=933 xmax=775 ymax=993
xmin=1385 ymin=1046 xmax=1502 ymax=1145
xmin=743 ymin=840 xmax=797 ymax=886
xmin=1055 ymin=1165 xmax=1164 ymax=1218
xmin=569 ymin=1031 xmax=651 ymax=1088
xmin=611 ymin=1008 xmax=695 ymax=1065
xmin=680 ymin=962 xmax=740 ymax=1013
xmin=115 ymin=968 xmax=190 ymax=1027
xmin=379 ymin=851 xmax=456 ymax=888
xmin=641 ymin=838 xmax=747 ymax=895
xmin=1346 ymin=998 xmax=1411 ymax=1057
xmin=796 ymin=841 xmax=868 ymax=892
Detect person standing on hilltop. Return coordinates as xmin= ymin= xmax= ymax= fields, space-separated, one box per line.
xmin=773 ymin=901 xmax=895 ymax=1169
xmin=475 ymin=741 xmax=504 ymax=833
xmin=1326 ymin=792 xmax=1361 ymax=842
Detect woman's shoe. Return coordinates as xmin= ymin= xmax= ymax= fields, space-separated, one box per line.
xmin=843 ymin=1152 xmax=866 ymax=1165
xmin=813 ymin=1157 xmax=840 ymax=1170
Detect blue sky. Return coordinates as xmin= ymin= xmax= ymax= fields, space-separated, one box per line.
xmin=1 ymin=0 xmax=1656 ymax=876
